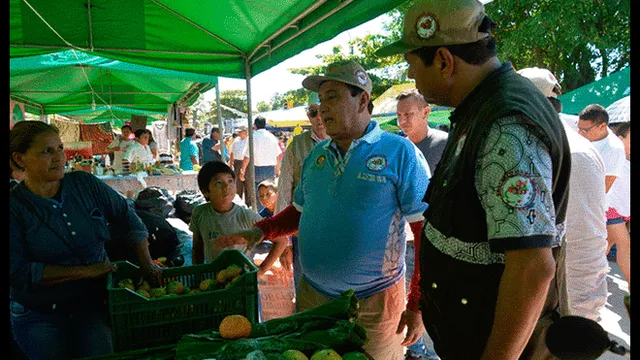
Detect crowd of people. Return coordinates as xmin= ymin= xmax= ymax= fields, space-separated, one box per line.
xmin=10 ymin=0 xmax=630 ymax=359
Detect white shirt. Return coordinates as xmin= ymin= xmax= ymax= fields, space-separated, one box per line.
xmin=231 ymin=138 xmax=248 ymax=161
xmin=107 ymin=138 xmax=134 ymax=173
xmin=608 ymin=159 xmax=630 ymax=218
xmin=562 ymin=124 xmax=608 ymax=320
xmin=590 ymin=128 xmax=626 ymax=210
xmin=122 ymin=141 xmax=154 ymax=166
xmin=243 ymin=129 xmax=282 ymax=166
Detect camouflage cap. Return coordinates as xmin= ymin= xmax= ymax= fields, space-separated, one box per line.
xmin=302 ymin=60 xmax=372 ymax=95
xmin=376 ymin=0 xmax=490 ymax=57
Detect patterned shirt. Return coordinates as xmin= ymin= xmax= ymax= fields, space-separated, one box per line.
xmin=475 ymin=116 xmax=558 ymax=251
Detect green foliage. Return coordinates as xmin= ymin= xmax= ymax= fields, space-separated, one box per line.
xmin=188 ymin=90 xmax=251 ymax=130
xmin=271 ymin=88 xmax=311 ymax=110
xmin=485 ymin=0 xmax=630 ymax=92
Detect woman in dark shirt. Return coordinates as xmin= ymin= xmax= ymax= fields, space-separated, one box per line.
xmin=9 ymin=121 xmax=163 ymax=359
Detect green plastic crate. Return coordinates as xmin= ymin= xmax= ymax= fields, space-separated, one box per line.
xmin=107 ymin=249 xmax=258 ymax=352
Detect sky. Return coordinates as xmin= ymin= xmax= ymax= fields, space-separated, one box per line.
xmin=203 ymin=13 xmax=392 ymax=109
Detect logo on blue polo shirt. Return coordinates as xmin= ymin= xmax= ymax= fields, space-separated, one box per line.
xmin=365 ymin=155 xmax=387 ymax=172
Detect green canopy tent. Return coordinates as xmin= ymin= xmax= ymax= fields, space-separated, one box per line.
xmin=10 ymin=0 xmax=408 ymax=209
xmin=10 ymin=49 xmax=217 ymax=118
xmin=58 ymin=105 xmax=166 ymax=128
xmin=558 ymin=67 xmax=630 ymax=115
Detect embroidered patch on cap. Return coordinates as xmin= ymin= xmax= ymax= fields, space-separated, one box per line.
xmin=356 ymin=70 xmax=368 ymax=86
xmin=365 ymin=155 xmax=388 ymax=172
xmin=500 ymin=174 xmax=537 ymax=209
xmin=415 ymin=13 xmax=439 ymax=40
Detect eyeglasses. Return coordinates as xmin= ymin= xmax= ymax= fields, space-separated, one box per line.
xmin=578 ymin=122 xmax=602 ymax=134
xmin=307 ymin=107 xmax=319 ymax=118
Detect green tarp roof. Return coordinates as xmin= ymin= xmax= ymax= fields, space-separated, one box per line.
xmin=59 ymin=105 xmax=165 ymax=127
xmin=10 ymin=49 xmax=217 ymax=115
xmin=10 ymin=0 xmax=407 ymax=79
xmin=558 ymin=67 xmax=630 ymax=115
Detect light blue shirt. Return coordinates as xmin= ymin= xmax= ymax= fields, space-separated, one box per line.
xmin=293 ymin=121 xmax=430 ymax=299
xmin=179 ymin=137 xmax=199 ymax=170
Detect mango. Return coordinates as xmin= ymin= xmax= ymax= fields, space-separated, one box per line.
xmin=167 ymin=280 xmax=185 ymax=295
xmin=137 ymin=280 xmax=151 ymax=291
xmin=199 ymin=278 xmax=216 ymax=291
xmin=136 ymin=289 xmax=151 ymax=298
xmin=310 ymin=349 xmax=342 ymax=360
xmin=118 ymin=279 xmax=135 ymax=291
xmin=282 ymin=349 xmax=309 ymax=360
xmin=149 ymin=287 xmax=166 ymax=298
xmin=215 ymin=269 xmax=230 ymax=284
xmin=226 ymin=264 xmax=243 ymax=277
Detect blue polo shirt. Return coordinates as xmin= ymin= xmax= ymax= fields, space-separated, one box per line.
xmin=180 ymin=137 xmax=199 ymax=170
xmin=293 ymin=121 xmax=430 ymax=299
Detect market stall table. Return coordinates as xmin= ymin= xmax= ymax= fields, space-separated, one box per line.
xmin=97 ymin=171 xmax=198 ymax=197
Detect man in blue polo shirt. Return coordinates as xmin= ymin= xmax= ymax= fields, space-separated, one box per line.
xmin=214 ymin=60 xmax=431 ymax=360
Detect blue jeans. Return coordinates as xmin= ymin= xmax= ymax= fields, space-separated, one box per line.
xmin=405 ymin=241 xmax=440 ymax=360
xmin=10 ymin=300 xmax=113 ymax=359
xmin=291 ymin=235 xmax=302 ymax=291
xmin=254 ymin=166 xmax=276 ymax=211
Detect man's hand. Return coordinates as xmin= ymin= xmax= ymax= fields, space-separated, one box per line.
xmin=140 ymin=262 xmax=163 ymax=288
xmin=213 ymin=228 xmax=264 ymax=252
xmin=396 ymin=309 xmax=425 ymax=346
xmin=279 ymin=246 xmax=294 ymax=274
xmin=239 ymin=171 xmax=246 ymax=182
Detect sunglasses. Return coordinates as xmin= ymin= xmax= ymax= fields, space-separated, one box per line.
xmin=578 ymin=122 xmax=602 ymax=134
xmin=307 ymin=107 xmax=319 ymax=118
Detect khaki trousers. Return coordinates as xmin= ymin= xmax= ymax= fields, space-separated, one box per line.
xmin=296 ymin=277 xmax=405 ymax=360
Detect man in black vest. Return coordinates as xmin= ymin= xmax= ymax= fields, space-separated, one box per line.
xmin=377 ymin=1 xmax=571 ymax=359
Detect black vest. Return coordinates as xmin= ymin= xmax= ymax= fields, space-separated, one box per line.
xmin=419 ymin=63 xmax=571 ymax=359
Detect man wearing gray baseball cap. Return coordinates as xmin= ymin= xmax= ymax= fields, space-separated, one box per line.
xmin=213 ymin=59 xmax=432 ymax=359
xmin=377 ymin=1 xmax=572 ymax=359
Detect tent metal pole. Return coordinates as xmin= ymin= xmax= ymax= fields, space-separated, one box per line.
xmin=250 ymin=0 xmax=355 ymax=65
xmin=87 ymin=0 xmax=94 ymax=51
xmin=10 ymin=44 xmax=243 ymax=58
xmin=245 ymin=59 xmax=257 ymax=211
xmin=149 ymin=0 xmax=245 ymax=55
xmin=12 ymin=91 xmax=188 ymax=95
xmin=215 ymin=82 xmax=224 ymax=135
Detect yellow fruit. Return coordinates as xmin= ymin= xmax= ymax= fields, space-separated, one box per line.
xmin=136 ymin=289 xmax=151 ymax=298
xmin=199 ymin=278 xmax=216 ymax=291
xmin=310 ymin=349 xmax=342 ymax=360
xmin=283 ymin=349 xmax=309 ymax=360
xmin=149 ymin=288 xmax=166 ymax=298
xmin=118 ymin=279 xmax=135 ymax=291
xmin=137 ymin=280 xmax=151 ymax=291
xmin=226 ymin=264 xmax=243 ymax=278
xmin=216 ymin=269 xmax=230 ymax=284
xmin=219 ymin=314 xmax=252 ymax=339
xmin=167 ymin=280 xmax=185 ymax=295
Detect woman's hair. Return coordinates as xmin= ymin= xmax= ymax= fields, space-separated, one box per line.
xmin=134 ymin=128 xmax=152 ymax=138
xmin=10 ymin=121 xmax=60 ymax=170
